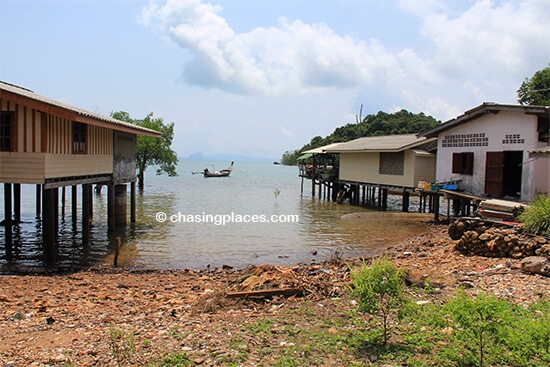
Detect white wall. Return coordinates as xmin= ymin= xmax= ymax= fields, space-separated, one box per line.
xmin=435 ymin=110 xmax=547 ymax=200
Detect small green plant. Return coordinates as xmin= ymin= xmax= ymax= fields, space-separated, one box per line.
xmin=109 ymin=325 xmax=136 ymax=367
xmin=444 ymin=290 xmax=516 ymax=367
xmin=518 ymin=194 xmax=550 ymax=235
xmin=155 ymin=352 xmax=193 ymax=366
xmin=274 ymin=188 xmax=281 ymax=201
xmin=350 ymin=257 xmax=407 ymax=346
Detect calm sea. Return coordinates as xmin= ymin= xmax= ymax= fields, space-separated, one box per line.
xmin=0 ymin=160 xmax=431 ymax=272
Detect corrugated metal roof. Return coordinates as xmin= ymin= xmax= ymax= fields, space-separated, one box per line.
xmin=529 ymin=146 xmax=550 ymax=154
xmin=324 ymin=134 xmax=432 ymax=153
xmin=303 ymin=142 xmax=344 ymax=154
xmin=0 ymin=81 xmax=162 ymax=137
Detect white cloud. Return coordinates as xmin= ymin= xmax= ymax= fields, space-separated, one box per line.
xmin=141 ymin=0 xmax=400 ymax=95
xmin=143 ymin=0 xmax=550 ymax=123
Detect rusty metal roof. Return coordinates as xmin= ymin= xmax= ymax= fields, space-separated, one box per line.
xmin=0 ymin=81 xmax=162 ymax=137
xmin=323 ymin=134 xmax=435 ymax=153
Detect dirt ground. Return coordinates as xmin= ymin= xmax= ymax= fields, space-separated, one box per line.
xmin=1 ymin=221 xmax=549 ymax=366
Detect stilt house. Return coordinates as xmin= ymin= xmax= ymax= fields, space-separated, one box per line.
xmin=420 ymin=103 xmax=550 ymax=200
xmin=0 ymin=81 xmax=162 ymax=259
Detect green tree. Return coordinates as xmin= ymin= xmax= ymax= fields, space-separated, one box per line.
xmin=280 ymin=109 xmax=439 ymax=165
xmin=350 ymin=257 xmax=407 ymax=346
xmin=517 ymin=64 xmax=550 ymax=106
xmin=111 ymin=111 xmax=178 ymax=190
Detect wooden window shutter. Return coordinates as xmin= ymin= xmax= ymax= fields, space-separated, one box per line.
xmin=452 ymin=153 xmax=462 ymax=174
xmin=464 ymin=152 xmax=474 ymax=175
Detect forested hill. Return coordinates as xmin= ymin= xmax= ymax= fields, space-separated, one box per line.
xmin=281 ymin=109 xmax=440 ymax=165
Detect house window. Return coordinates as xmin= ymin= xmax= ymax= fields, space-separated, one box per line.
xmin=379 ymin=151 xmax=404 ymax=175
xmin=73 ymin=121 xmax=87 ymax=153
xmin=0 ymin=112 xmax=14 ymax=151
xmin=452 ymin=152 xmax=474 ymax=175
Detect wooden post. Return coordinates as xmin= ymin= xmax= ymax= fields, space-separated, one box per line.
xmin=434 ymin=194 xmax=440 ymax=222
xmin=71 ymin=185 xmax=77 ymax=229
xmin=54 ymin=187 xmax=59 ymax=238
xmin=13 ymin=183 xmax=21 ymax=223
xmin=42 ymin=187 xmax=56 ymax=262
xmin=3 ymin=183 xmax=13 ymax=255
xmin=382 ymin=188 xmax=388 ymax=210
xmin=311 ymin=178 xmax=316 ymax=197
xmin=61 ymin=186 xmax=66 ymax=219
xmin=36 ymin=184 xmax=41 ymax=218
xmin=300 ymin=177 xmax=304 ymax=196
xmin=402 ymin=189 xmax=410 ymax=212
xmin=82 ymin=184 xmax=91 ymax=245
xmin=377 ymin=185 xmax=382 ymax=209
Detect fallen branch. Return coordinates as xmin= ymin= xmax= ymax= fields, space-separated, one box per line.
xmin=226 ymin=288 xmax=302 ymax=299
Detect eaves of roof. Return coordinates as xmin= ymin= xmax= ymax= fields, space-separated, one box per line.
xmin=0 ymin=81 xmax=162 ymax=138
xmin=419 ymin=102 xmax=550 ymax=138
xmin=324 ymin=134 xmax=436 ymax=153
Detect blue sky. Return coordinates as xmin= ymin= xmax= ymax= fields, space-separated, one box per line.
xmin=1 ymin=0 xmax=549 ymax=160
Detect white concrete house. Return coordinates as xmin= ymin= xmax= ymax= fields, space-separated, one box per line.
xmin=420 ymin=103 xmax=550 ymax=200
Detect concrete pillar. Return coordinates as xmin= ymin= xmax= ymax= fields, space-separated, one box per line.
xmin=107 ymin=184 xmax=115 ymax=231
xmin=115 ymin=184 xmax=127 ymax=225
xmin=130 ymin=181 xmax=136 ymax=223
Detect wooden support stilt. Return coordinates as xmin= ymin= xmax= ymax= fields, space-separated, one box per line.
xmin=36 ymin=184 xmax=42 ymax=218
xmin=382 ymin=188 xmax=388 ymax=210
xmin=377 ymin=185 xmax=382 ymax=209
xmin=42 ymin=187 xmax=56 ymax=262
xmin=13 ymin=183 xmax=21 ymax=223
xmin=71 ymin=185 xmax=77 ymax=229
xmin=402 ymin=189 xmax=410 ymax=212
xmin=53 ymin=188 xmax=59 ymax=238
xmin=3 ymin=183 xmax=13 ymax=256
xmin=311 ymin=178 xmax=316 ymax=197
xmin=61 ymin=186 xmax=66 ymax=219
xmin=82 ymin=184 xmax=91 ymax=245
xmin=300 ymin=177 xmax=304 ymax=196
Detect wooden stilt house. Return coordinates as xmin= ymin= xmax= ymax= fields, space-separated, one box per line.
xmin=0 ymin=81 xmax=162 ymax=260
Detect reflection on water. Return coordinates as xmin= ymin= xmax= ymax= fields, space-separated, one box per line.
xmin=1 ymin=161 xmax=432 ymax=272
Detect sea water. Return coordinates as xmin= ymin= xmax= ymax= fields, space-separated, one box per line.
xmin=0 ymin=160 xmax=431 ymax=272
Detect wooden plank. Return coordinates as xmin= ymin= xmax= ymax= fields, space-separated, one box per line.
xmin=226 ymin=288 xmax=303 ymax=299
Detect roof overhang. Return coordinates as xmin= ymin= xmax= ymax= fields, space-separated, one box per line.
xmin=420 ymin=102 xmax=550 ymax=138
xmin=324 ymin=135 xmax=437 ymax=153
xmin=0 ymin=82 xmax=162 ymax=138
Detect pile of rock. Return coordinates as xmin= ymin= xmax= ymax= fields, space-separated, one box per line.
xmin=451 ymin=219 xmax=549 ymax=259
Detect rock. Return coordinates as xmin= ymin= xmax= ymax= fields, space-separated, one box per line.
xmin=521 ymin=256 xmax=550 ymax=277
xmin=535 ymin=236 xmax=548 ymax=244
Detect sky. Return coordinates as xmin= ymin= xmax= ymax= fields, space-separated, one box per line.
xmin=1 ymin=0 xmax=549 ymax=160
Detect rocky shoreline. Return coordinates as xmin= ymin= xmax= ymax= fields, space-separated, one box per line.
xmin=1 ymin=221 xmax=549 ymax=366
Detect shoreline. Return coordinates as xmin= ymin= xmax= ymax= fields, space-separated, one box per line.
xmin=1 ymin=221 xmax=549 ymax=366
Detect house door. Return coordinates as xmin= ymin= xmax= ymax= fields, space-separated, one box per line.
xmin=484 ymin=151 xmax=523 ymax=198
